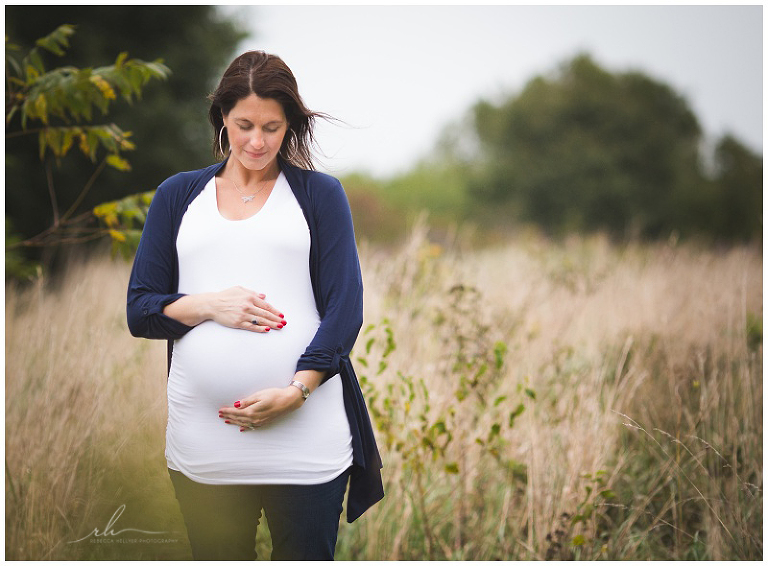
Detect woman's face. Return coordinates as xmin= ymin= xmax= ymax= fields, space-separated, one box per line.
xmin=222 ymin=94 xmax=288 ymax=172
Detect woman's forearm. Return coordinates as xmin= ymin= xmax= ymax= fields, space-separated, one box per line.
xmin=292 ymin=369 xmax=326 ymax=395
xmin=163 ymin=286 xmax=285 ymax=332
xmin=163 ymin=293 xmax=215 ymax=327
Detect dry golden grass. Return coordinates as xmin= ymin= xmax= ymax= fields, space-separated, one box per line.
xmin=5 ymin=253 xmax=180 ymax=560
xmin=5 ymin=227 xmax=762 ymax=560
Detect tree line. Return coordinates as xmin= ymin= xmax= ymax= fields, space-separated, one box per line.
xmin=5 ymin=9 xmax=762 ymax=278
xmin=372 ymin=54 xmax=760 ymax=244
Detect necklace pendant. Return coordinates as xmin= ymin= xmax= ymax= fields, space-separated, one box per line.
xmin=241 ymin=195 xmax=256 ymax=203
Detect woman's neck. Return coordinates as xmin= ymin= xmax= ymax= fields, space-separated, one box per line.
xmin=222 ymin=157 xmax=280 ymax=188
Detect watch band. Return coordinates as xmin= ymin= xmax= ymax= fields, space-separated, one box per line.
xmin=290 ymin=380 xmax=310 ymax=400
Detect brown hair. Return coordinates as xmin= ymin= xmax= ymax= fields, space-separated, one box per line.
xmin=208 ymin=51 xmax=326 ymax=170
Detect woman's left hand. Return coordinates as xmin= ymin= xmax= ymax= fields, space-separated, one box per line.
xmin=219 ymin=386 xmax=304 ymax=431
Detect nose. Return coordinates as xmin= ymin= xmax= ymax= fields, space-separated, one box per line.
xmin=249 ymin=130 xmax=265 ymax=150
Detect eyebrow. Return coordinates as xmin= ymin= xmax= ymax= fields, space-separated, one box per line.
xmin=234 ymin=117 xmax=284 ymax=126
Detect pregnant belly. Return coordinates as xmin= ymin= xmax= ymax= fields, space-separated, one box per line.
xmin=168 ymin=320 xmax=313 ymax=411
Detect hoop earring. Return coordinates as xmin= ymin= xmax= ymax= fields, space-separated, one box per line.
xmin=280 ymin=138 xmax=298 ymax=162
xmin=218 ymin=126 xmax=228 ymax=157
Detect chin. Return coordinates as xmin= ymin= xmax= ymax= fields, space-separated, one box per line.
xmin=237 ymin=153 xmax=275 ymax=170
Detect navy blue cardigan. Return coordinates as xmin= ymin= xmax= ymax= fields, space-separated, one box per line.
xmin=126 ymin=157 xmax=384 ymax=522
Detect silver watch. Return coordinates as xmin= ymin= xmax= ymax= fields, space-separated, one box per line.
xmin=290 ymin=380 xmax=310 ymax=400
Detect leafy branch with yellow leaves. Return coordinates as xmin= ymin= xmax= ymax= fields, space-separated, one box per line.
xmin=5 ymin=24 xmax=169 ymax=264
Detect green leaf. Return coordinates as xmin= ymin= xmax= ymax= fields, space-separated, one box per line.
xmin=431 ymin=420 xmax=447 ymax=434
xmin=509 ymin=403 xmax=525 ymax=427
xmin=6 ymin=105 xmax=19 ymax=125
xmin=60 ymin=128 xmax=77 ymax=156
xmin=599 ymin=489 xmax=616 ymax=500
xmin=93 ymin=201 xmax=119 ymax=227
xmin=115 ymin=51 xmax=129 ymax=68
xmin=37 ymin=130 xmax=46 ymax=160
xmin=444 ymin=462 xmax=459 ymax=474
xmin=108 ymin=229 xmax=127 ymax=242
xmin=383 ymin=326 xmax=396 ymax=357
xmin=46 ymin=128 xmax=63 ymax=156
xmin=524 ymin=388 xmax=536 ymax=400
xmin=25 ymin=62 xmax=40 ymax=81
xmin=34 ymin=24 xmax=75 ymax=56
xmin=106 ymin=153 xmax=131 ymax=171
xmin=32 ymin=93 xmax=48 ymax=123
xmin=494 ymin=341 xmax=508 ymax=369
xmin=85 ymin=130 xmax=99 ymax=160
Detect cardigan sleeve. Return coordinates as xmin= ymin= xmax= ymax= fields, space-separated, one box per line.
xmin=295 ymin=177 xmax=363 ymax=378
xmin=126 ymin=182 xmax=195 ymax=340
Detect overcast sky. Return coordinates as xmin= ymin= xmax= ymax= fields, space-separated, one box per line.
xmin=220 ymin=4 xmax=763 ymax=178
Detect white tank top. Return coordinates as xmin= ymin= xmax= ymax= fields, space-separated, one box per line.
xmin=166 ymin=173 xmax=353 ymax=485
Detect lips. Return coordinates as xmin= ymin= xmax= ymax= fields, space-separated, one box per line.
xmin=245 ymin=150 xmax=267 ymax=159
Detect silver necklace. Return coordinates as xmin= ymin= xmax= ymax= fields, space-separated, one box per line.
xmin=230 ymin=177 xmax=269 ymax=203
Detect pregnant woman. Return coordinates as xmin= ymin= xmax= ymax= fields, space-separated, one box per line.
xmin=126 ymin=51 xmax=383 ymax=560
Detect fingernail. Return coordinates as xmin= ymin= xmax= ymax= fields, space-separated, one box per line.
xmin=225 ymin=420 xmax=231 ymax=424
xmin=218 ymin=413 xmax=224 ymax=418
xmin=279 ymin=313 xmax=284 ymax=318
xmin=234 ymin=401 xmax=241 ymax=408
xmin=281 ymin=320 xmax=287 ymax=326
xmin=277 ymin=323 xmax=284 ymax=329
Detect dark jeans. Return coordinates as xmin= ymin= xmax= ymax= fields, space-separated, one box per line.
xmin=169 ymin=468 xmax=350 ymax=561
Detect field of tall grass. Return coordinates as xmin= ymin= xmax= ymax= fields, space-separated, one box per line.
xmin=5 ymin=222 xmax=762 ymax=560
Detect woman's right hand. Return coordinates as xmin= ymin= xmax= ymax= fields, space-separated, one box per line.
xmin=163 ymin=286 xmax=286 ymax=332
xmin=208 ymin=286 xmax=285 ymax=333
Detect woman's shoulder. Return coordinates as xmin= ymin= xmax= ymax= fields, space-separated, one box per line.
xmin=284 ymin=163 xmax=342 ymax=192
xmin=153 ymin=162 xmax=225 ymax=214
xmin=287 ymin=166 xmax=349 ymax=207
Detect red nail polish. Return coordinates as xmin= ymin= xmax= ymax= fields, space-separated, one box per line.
xmin=225 ymin=420 xmax=231 ymax=424
xmin=279 ymin=313 xmax=284 ymax=318
xmin=281 ymin=320 xmax=287 ymax=326
xmin=265 ymin=327 xmax=270 ymax=332
xmin=234 ymin=401 xmax=241 ymax=408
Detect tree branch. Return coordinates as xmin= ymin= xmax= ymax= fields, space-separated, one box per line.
xmin=45 ymin=158 xmax=60 ymax=228
xmin=6 ymin=159 xmax=106 ymax=250
xmin=60 ymin=157 xmax=107 ymax=223
xmin=5 ymin=128 xmax=46 ymax=139
xmin=6 ymin=230 xmax=108 ymax=248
